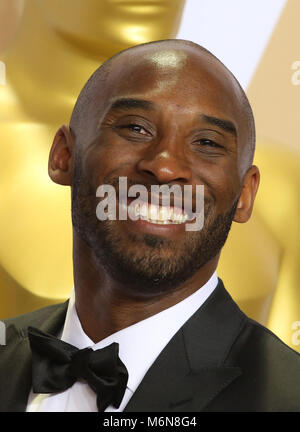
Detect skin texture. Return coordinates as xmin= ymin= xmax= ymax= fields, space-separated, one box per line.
xmin=48 ymin=40 xmax=260 ymax=343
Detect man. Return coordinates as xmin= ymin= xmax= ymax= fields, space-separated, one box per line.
xmin=1 ymin=39 xmax=299 ymax=412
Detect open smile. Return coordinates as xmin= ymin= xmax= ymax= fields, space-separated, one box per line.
xmin=117 ymin=198 xmax=195 ymax=237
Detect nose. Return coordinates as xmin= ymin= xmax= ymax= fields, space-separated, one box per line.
xmin=136 ymin=140 xmax=192 ymax=185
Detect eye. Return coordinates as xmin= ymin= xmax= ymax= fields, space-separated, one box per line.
xmin=198 ymin=139 xmax=223 ymax=148
xmin=119 ymin=124 xmax=150 ymax=136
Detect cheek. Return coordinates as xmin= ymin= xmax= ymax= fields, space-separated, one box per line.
xmin=83 ymin=136 xmax=140 ymax=186
xmin=194 ymin=160 xmax=240 ymax=210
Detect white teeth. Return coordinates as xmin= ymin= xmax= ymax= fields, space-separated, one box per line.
xmin=121 ymin=202 xmax=188 ymax=224
xmin=140 ymin=203 xmax=148 ymax=218
xmin=174 ymin=212 xmax=184 ymax=222
xmin=159 ymin=206 xmax=168 ymax=220
xmin=149 ymin=204 xmax=159 ymax=220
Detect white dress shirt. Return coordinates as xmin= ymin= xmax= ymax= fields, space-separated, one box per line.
xmin=26 ymin=272 xmax=218 ymax=412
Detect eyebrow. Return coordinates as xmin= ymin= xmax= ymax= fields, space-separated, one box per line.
xmin=109 ymin=98 xmax=156 ymax=112
xmin=107 ymin=98 xmax=237 ymax=137
xmin=201 ymin=114 xmax=237 ymax=137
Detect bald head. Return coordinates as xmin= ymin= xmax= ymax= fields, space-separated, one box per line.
xmin=70 ymin=39 xmax=255 ymax=171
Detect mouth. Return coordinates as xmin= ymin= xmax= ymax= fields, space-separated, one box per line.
xmin=120 ymin=198 xmax=191 ymax=225
xmin=125 ymin=201 xmax=189 ymax=224
xmin=115 ymin=196 xmax=196 ymax=238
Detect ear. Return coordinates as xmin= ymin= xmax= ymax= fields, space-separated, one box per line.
xmin=48 ymin=125 xmax=74 ymax=186
xmin=234 ymin=165 xmax=260 ymax=223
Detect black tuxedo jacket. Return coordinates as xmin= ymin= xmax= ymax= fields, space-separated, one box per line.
xmin=1 ymin=279 xmax=300 ymax=412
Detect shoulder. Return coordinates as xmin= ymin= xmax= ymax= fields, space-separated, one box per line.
xmin=223 ymin=316 xmax=300 ymax=410
xmin=3 ymin=301 xmax=68 ymax=335
xmin=235 ymin=316 xmax=300 ymax=364
xmin=201 ymin=308 xmax=300 ymax=411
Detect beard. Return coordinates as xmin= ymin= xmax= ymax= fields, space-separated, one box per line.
xmin=72 ymin=159 xmax=238 ymax=297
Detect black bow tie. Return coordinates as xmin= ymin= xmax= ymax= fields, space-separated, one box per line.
xmin=27 ymin=326 xmax=129 ymax=412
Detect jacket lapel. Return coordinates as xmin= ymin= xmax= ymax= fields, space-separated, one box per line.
xmin=0 ymin=301 xmax=68 ymax=412
xmin=125 ymin=280 xmax=245 ymax=412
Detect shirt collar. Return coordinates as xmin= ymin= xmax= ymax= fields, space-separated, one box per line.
xmin=61 ymin=272 xmax=218 ymax=392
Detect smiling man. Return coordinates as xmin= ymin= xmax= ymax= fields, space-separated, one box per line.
xmin=1 ymin=39 xmax=300 ymax=412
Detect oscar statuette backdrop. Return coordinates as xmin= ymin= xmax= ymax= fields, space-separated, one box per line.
xmin=0 ymin=0 xmax=299 ymax=352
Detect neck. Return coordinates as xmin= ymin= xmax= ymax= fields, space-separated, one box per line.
xmin=73 ymin=233 xmax=218 ymax=343
xmin=3 ymin=2 xmax=105 ymax=124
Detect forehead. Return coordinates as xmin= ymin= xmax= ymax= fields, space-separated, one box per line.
xmin=105 ymin=46 xmax=244 ymax=122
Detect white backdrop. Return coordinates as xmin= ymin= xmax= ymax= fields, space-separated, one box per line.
xmin=177 ymin=0 xmax=286 ymax=89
